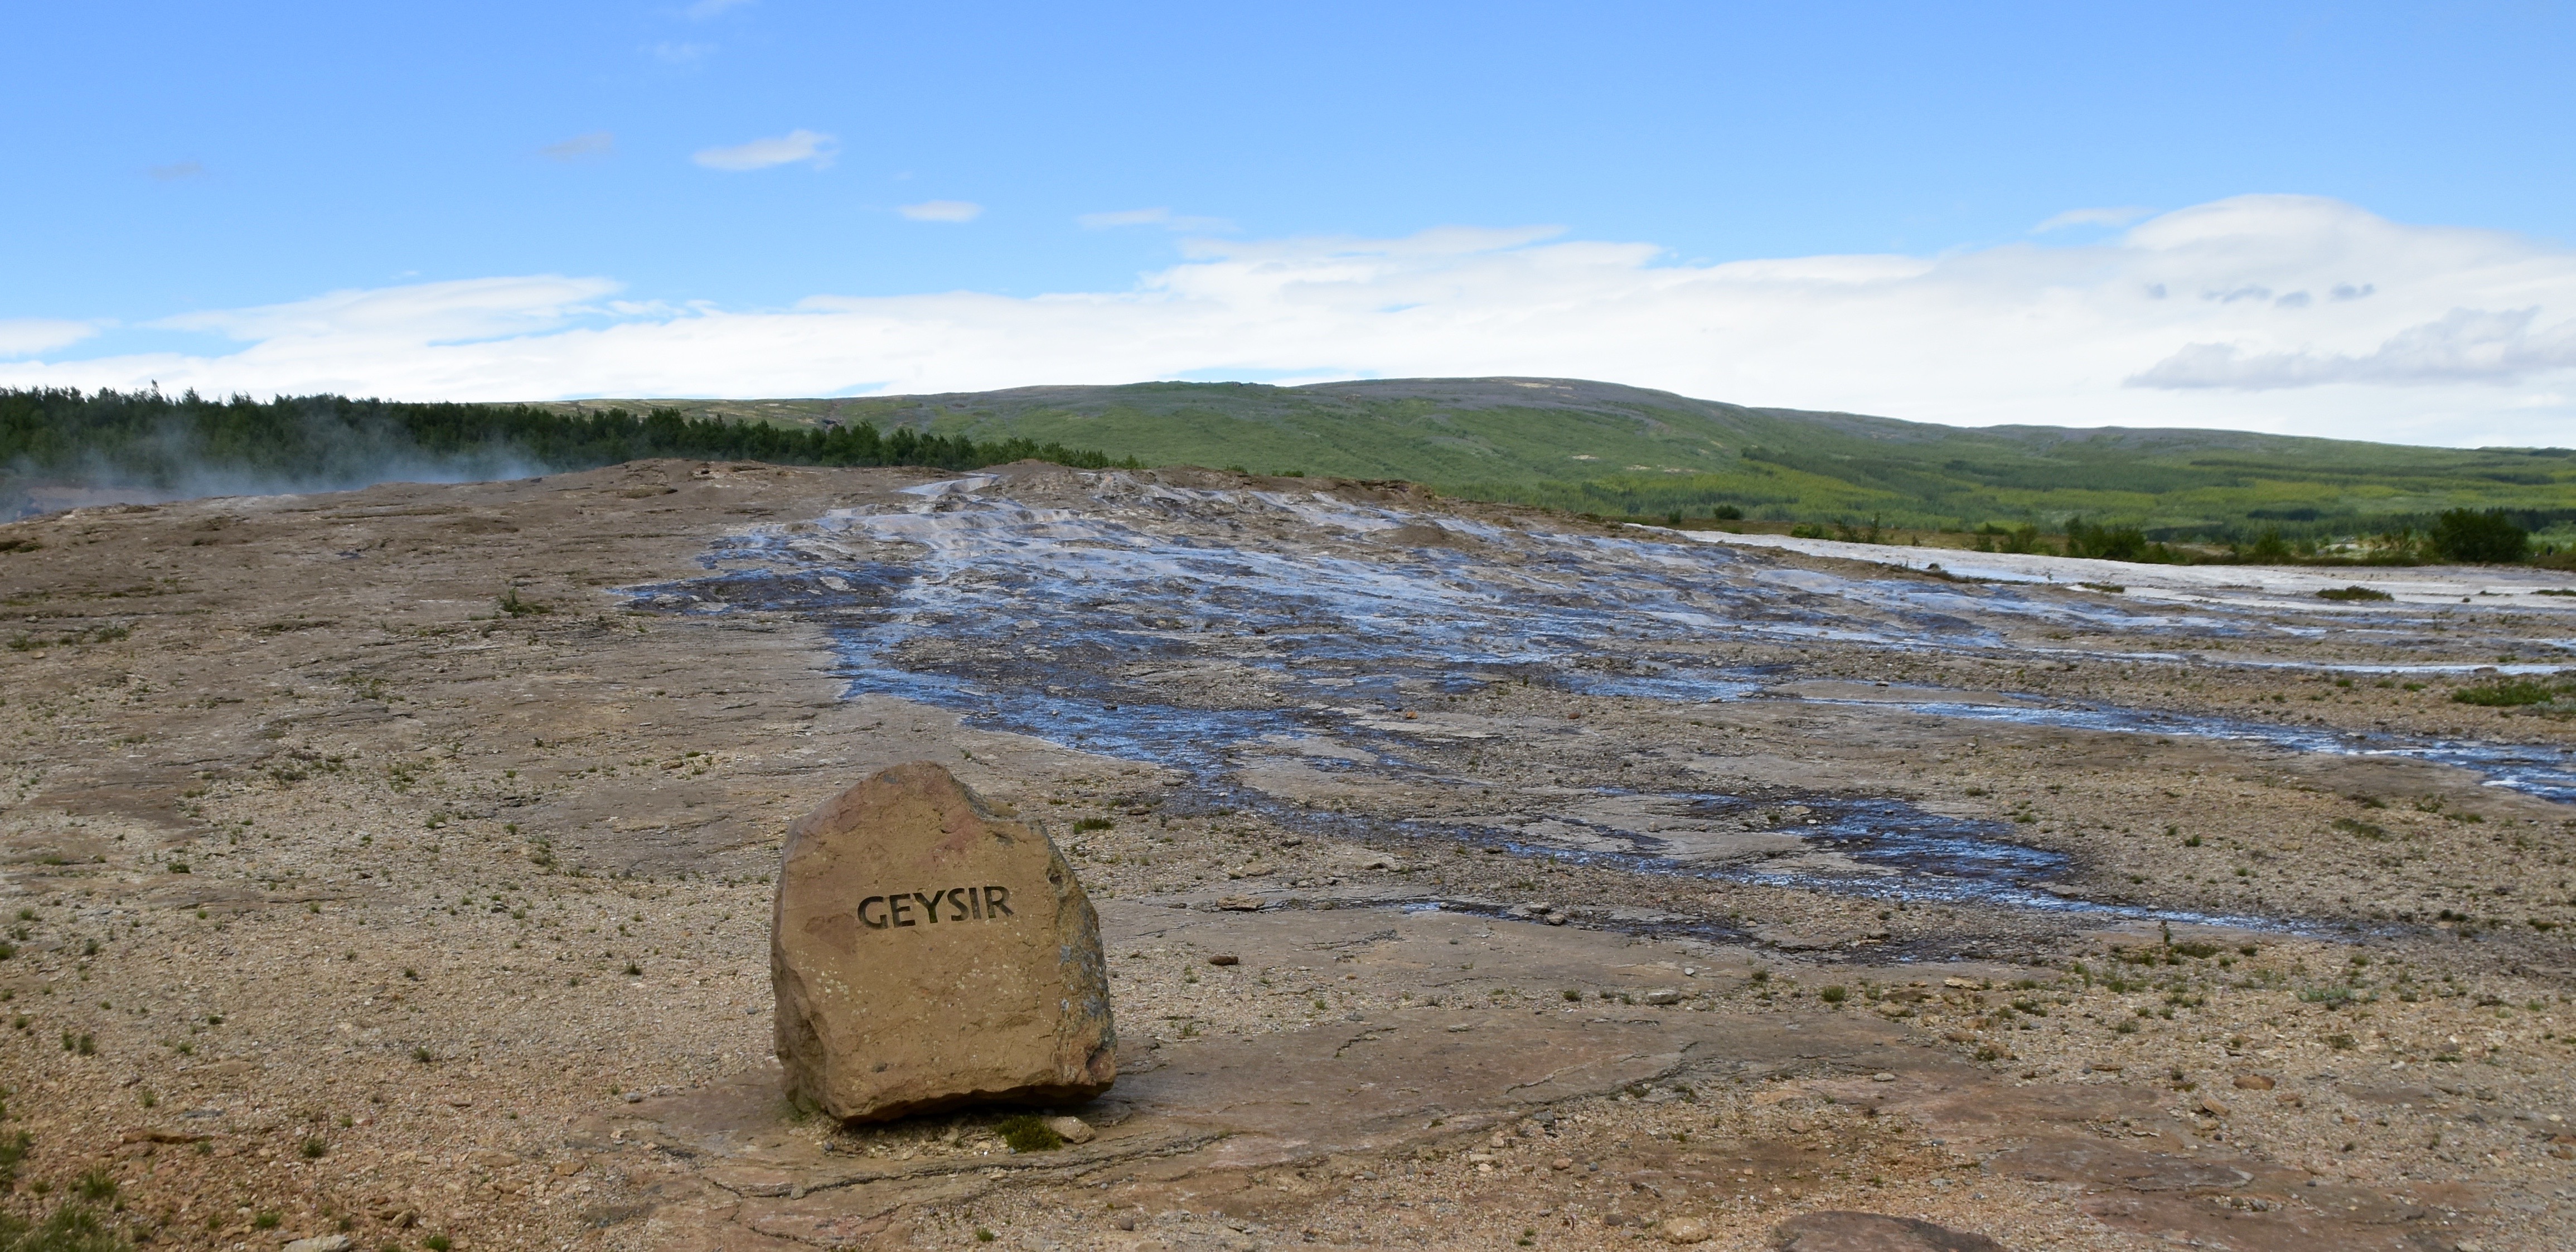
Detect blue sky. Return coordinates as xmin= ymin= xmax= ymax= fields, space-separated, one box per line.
xmin=6 ymin=2 xmax=2575 ymax=445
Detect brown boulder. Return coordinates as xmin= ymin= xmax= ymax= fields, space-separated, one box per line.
xmin=1773 ymin=1211 xmax=2006 ymax=1251
xmin=771 ymin=761 xmax=1115 ymax=1122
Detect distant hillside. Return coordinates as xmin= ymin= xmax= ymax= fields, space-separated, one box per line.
xmin=532 ymin=378 xmax=2576 ymax=544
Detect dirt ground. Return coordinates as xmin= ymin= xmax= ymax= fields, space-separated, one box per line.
xmin=3 ymin=460 xmax=2574 ymax=1251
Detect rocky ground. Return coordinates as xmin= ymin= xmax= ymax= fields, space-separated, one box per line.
xmin=3 ymin=460 xmax=2574 ymax=1250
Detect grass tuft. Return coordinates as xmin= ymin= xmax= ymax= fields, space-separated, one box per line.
xmin=995 ymin=1114 xmax=1064 ymax=1153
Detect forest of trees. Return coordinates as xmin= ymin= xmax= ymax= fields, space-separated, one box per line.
xmin=1 ymin=387 xmax=1131 ymax=510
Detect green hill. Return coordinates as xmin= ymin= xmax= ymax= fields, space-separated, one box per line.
xmin=533 ymin=378 xmax=2576 ymax=544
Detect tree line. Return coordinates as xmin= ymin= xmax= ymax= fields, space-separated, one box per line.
xmin=1 ymin=387 xmax=1133 ymax=505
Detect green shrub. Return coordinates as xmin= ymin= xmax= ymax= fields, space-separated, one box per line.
xmin=2315 ymin=585 xmax=2392 ymax=602
xmin=2453 ymin=679 xmax=2566 ymax=707
xmin=995 ymin=1114 xmax=1064 ymax=1152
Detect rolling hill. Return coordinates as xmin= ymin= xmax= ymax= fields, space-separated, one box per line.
xmin=532 ymin=378 xmax=2576 ymax=543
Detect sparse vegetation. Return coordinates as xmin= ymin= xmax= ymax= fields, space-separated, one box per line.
xmin=0 ymin=1202 xmax=128 ymax=1252
xmin=2453 ymin=678 xmax=2570 ymax=708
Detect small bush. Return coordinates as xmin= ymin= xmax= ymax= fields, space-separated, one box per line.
xmin=301 ymin=1137 xmax=328 ymax=1159
xmin=995 ymin=1114 xmax=1064 ymax=1152
xmin=1818 ymin=985 xmax=1848 ymax=1004
xmin=253 ymin=1211 xmax=281 ymax=1230
xmin=497 ymin=589 xmax=553 ymax=617
xmin=1071 ymin=817 xmax=1113 ymax=832
xmin=2453 ymin=679 xmax=2566 ymax=707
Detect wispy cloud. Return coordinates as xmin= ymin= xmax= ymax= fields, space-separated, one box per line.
xmin=648 ymin=41 xmax=715 ymax=65
xmin=539 ymin=132 xmax=614 ymax=163
xmin=0 ymin=320 xmax=98 ymax=357
xmin=157 ymin=275 xmax=619 ymax=344
xmin=685 ymin=0 xmax=753 ymax=17
xmin=9 ymin=196 xmax=2575 ymax=447
xmin=147 ymin=161 xmax=205 ymax=182
xmin=898 ymin=200 xmax=983 ymax=223
xmin=692 ymin=129 xmax=835 ymax=172
xmin=1078 ymin=206 xmax=1233 ymax=233
xmin=2131 ymin=307 xmax=2576 ymax=389
xmin=2035 ymin=205 xmax=2154 ymax=233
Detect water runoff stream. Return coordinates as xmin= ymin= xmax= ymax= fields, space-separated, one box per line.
xmin=628 ymin=475 xmax=2576 ymax=935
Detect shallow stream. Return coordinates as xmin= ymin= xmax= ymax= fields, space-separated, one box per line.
xmin=629 ymin=477 xmax=2571 ymax=930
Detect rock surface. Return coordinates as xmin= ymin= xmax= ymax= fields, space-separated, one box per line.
xmin=1773 ymin=1211 xmax=2005 ymax=1251
xmin=1 ymin=461 xmax=2564 ymax=1251
xmin=772 ymin=761 xmax=1115 ymax=1121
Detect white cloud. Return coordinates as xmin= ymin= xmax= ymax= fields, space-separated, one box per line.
xmin=898 ymin=200 xmax=984 ymax=223
xmin=540 ymin=132 xmax=613 ymax=162
xmin=2035 ymin=205 xmax=2153 ymax=232
xmin=692 ymin=129 xmax=833 ymax=171
xmin=2131 ymin=308 xmax=2576 ymax=389
xmin=0 ymin=319 xmax=97 ymax=357
xmin=156 ymin=275 xmax=618 ymax=344
xmin=8 ymin=195 xmax=2574 ymax=447
xmin=1078 ymin=206 xmax=1233 ymax=232
xmin=685 ymin=0 xmax=753 ymax=17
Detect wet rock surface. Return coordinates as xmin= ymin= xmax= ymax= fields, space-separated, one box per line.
xmin=0 ymin=460 xmax=2572 ymax=1249
xmin=772 ymin=761 xmax=1113 ymax=1122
